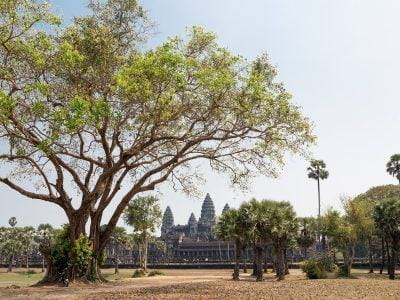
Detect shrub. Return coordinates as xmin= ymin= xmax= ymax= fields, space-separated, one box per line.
xmin=50 ymin=225 xmax=93 ymax=280
xmin=301 ymin=259 xmax=324 ymax=279
xmin=148 ymin=270 xmax=164 ymax=277
xmin=338 ymin=265 xmax=350 ymax=277
xmin=132 ymin=269 xmax=147 ymax=278
xmin=301 ymin=254 xmax=337 ymax=279
xmin=316 ymin=253 xmax=337 ymax=273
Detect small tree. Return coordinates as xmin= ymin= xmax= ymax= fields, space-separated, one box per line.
xmin=124 ymin=195 xmax=162 ymax=271
xmin=215 ymin=208 xmax=251 ymax=280
xmin=102 ymin=226 xmax=130 ymax=274
xmin=386 ymin=154 xmax=400 ymax=184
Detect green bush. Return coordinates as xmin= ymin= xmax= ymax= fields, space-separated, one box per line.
xmin=301 ymin=254 xmax=338 ymax=279
xmin=132 ymin=269 xmax=147 ymax=278
xmin=301 ymin=259 xmax=324 ymax=279
xmin=338 ymin=265 xmax=350 ymax=277
xmin=50 ymin=224 xmax=93 ymax=280
xmin=148 ymin=270 xmax=164 ymax=277
xmin=316 ymin=253 xmax=337 ymax=273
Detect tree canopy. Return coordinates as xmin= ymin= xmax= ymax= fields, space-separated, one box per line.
xmin=0 ymin=0 xmax=314 ymax=281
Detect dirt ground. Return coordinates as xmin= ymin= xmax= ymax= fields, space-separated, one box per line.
xmin=0 ymin=268 xmax=399 ymax=300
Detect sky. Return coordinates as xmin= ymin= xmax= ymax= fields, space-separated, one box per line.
xmin=1 ymin=0 xmax=400 ymax=229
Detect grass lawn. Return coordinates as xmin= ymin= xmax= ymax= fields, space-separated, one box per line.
xmin=0 ymin=268 xmax=44 ymax=287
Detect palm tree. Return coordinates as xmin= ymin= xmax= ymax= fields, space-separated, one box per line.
xmin=386 ymin=154 xmax=400 ymax=184
xmin=266 ymin=201 xmax=298 ymax=280
xmin=215 ymin=208 xmax=250 ymax=281
xmin=307 ymin=159 xmax=329 ymax=218
xmin=296 ymin=217 xmax=317 ymax=259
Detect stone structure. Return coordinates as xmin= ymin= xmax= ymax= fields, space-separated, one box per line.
xmin=160 ymin=193 xmax=234 ymax=262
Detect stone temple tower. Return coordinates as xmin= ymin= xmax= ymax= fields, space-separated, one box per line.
xmin=187 ymin=213 xmax=198 ymax=237
xmin=161 ymin=206 xmax=174 ymax=236
xmin=222 ymin=203 xmax=230 ymax=215
xmin=199 ymin=193 xmax=216 ymax=226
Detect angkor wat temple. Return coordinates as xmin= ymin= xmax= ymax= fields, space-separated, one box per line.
xmin=160 ymin=193 xmax=235 ymax=262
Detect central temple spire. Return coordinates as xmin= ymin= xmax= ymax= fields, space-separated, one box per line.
xmin=199 ymin=193 xmax=216 ymax=224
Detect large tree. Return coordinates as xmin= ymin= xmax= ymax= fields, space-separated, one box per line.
xmin=0 ymin=0 xmax=314 ymax=281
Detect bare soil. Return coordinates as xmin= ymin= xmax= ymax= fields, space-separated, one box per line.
xmin=0 ymin=269 xmax=399 ymax=299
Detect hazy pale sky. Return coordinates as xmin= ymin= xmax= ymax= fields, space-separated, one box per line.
xmin=1 ymin=0 xmax=400 ymax=228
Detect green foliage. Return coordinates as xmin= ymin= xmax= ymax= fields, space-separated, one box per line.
xmin=315 ymin=253 xmax=337 ymax=273
xmin=296 ymin=217 xmax=316 ymax=253
xmin=132 ymin=269 xmax=146 ymax=278
xmin=386 ymin=154 xmax=400 ymax=183
xmin=124 ymin=196 xmax=162 ymax=236
xmin=307 ymin=160 xmax=329 ymax=181
xmin=301 ymin=259 xmax=325 ymax=279
xmin=338 ymin=265 xmax=350 ymax=278
xmin=72 ymin=235 xmax=93 ymax=277
xmin=50 ymin=225 xmax=93 ymax=280
xmin=301 ymin=254 xmax=336 ymax=279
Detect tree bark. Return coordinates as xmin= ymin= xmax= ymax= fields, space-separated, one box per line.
xmin=368 ymin=239 xmax=374 ymax=273
xmin=7 ymin=255 xmax=13 ymax=272
xmin=114 ymin=246 xmax=119 ymax=275
xmin=254 ymin=245 xmax=263 ymax=281
xmin=233 ymin=241 xmax=241 ymax=280
xmin=380 ymin=237 xmax=385 ymax=274
xmin=242 ymin=246 xmax=247 ymax=273
xmin=284 ymin=248 xmax=289 ymax=275
xmin=263 ymin=247 xmax=268 ymax=273
xmin=275 ymin=245 xmax=285 ymax=280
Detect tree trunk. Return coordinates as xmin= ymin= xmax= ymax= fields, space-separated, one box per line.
xmin=304 ymin=247 xmax=308 ymax=259
xmin=380 ymin=237 xmax=385 ymax=274
xmin=263 ymin=247 xmax=268 ymax=273
xmin=233 ymin=241 xmax=241 ymax=280
xmin=143 ymin=238 xmax=148 ymax=272
xmin=242 ymin=247 xmax=248 ymax=273
xmin=7 ymin=254 xmax=13 ymax=272
xmin=368 ymin=239 xmax=374 ymax=273
xmin=317 ymin=178 xmax=321 ymax=219
xmin=26 ymin=254 xmax=29 ymax=269
xmin=321 ymin=234 xmax=327 ymax=252
xmin=254 ymin=245 xmax=263 ymax=281
xmin=388 ymin=240 xmax=398 ymax=280
xmin=275 ymin=244 xmax=285 ymax=280
xmin=114 ymin=249 xmax=119 ymax=275
xmin=284 ymin=248 xmax=289 ymax=275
